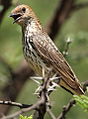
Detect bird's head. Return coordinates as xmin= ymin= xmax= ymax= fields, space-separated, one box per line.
xmin=10 ymin=4 xmax=36 ymax=26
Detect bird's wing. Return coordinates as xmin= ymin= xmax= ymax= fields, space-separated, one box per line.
xmin=32 ymin=32 xmax=82 ymax=91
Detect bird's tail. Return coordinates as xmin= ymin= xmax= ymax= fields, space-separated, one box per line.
xmin=59 ymin=79 xmax=84 ymax=95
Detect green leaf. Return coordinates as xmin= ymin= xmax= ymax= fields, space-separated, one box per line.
xmin=73 ymin=95 xmax=88 ymax=111
xmin=19 ymin=115 xmax=33 ymax=119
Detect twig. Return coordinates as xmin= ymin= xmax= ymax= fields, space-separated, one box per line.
xmin=47 ymin=108 xmax=56 ymax=119
xmin=1 ymin=99 xmax=44 ymax=119
xmin=72 ymin=2 xmax=88 ymax=11
xmin=63 ymin=37 xmax=72 ymax=57
xmin=0 ymin=100 xmax=32 ymax=108
xmin=57 ymin=100 xmax=76 ymax=119
xmin=83 ymin=80 xmax=88 ymax=92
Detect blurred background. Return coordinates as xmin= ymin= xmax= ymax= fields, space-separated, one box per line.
xmin=0 ymin=0 xmax=88 ymax=118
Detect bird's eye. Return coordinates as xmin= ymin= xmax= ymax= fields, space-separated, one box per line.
xmin=22 ymin=7 xmax=26 ymax=13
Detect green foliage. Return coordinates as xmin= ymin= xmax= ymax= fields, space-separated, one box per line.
xmin=19 ymin=115 xmax=33 ymax=119
xmin=74 ymin=95 xmax=88 ymax=111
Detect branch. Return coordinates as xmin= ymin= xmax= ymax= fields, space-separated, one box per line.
xmin=83 ymin=80 xmax=88 ymax=92
xmin=0 ymin=0 xmax=12 ymax=24
xmin=1 ymin=100 xmax=43 ymax=119
xmin=0 ymin=0 xmax=18 ymax=24
xmin=47 ymin=0 xmax=88 ymax=40
xmin=0 ymin=100 xmax=32 ymax=108
xmin=47 ymin=109 xmax=56 ymax=119
xmin=1 ymin=73 xmax=51 ymax=119
xmin=57 ymin=100 xmax=76 ymax=119
xmin=47 ymin=0 xmax=74 ymax=40
xmin=72 ymin=2 xmax=88 ymax=11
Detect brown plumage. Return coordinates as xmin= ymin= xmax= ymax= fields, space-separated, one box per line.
xmin=10 ymin=4 xmax=84 ymax=95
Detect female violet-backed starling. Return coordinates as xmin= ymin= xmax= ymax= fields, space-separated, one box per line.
xmin=10 ymin=4 xmax=84 ymax=95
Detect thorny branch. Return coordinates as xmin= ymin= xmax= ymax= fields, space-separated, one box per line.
xmin=0 ymin=97 xmax=76 ymax=119
xmin=1 ymin=73 xmax=51 ymax=119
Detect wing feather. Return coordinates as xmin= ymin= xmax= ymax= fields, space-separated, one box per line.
xmin=32 ymin=32 xmax=84 ymax=94
xmin=33 ymin=33 xmax=76 ymax=80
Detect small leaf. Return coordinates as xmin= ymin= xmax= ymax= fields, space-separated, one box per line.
xmin=74 ymin=95 xmax=88 ymax=111
xmin=19 ymin=115 xmax=33 ymax=119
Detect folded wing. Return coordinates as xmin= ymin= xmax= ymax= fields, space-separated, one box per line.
xmin=32 ymin=32 xmax=84 ymax=95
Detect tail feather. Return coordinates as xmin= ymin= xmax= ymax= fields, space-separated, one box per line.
xmin=59 ymin=79 xmax=84 ymax=95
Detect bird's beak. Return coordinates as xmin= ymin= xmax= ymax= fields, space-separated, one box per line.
xmin=9 ymin=13 xmax=22 ymax=24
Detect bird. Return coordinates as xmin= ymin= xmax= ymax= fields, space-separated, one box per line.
xmin=10 ymin=4 xmax=84 ymax=95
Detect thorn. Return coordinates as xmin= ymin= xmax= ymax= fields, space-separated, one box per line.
xmin=52 ymin=82 xmax=60 ymax=87
xmin=34 ymin=86 xmax=43 ymax=95
xmin=30 ymin=76 xmax=43 ymax=80
xmin=66 ymin=37 xmax=72 ymax=44
xmin=50 ymin=77 xmax=60 ymax=81
xmin=32 ymin=79 xmax=40 ymax=85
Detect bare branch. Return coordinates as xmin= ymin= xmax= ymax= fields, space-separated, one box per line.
xmin=0 ymin=100 xmax=32 ymax=108
xmin=57 ymin=100 xmax=76 ymax=119
xmin=1 ymin=100 xmax=43 ymax=119
xmin=47 ymin=0 xmax=74 ymax=40
xmin=0 ymin=0 xmax=19 ymax=24
xmin=0 ymin=0 xmax=12 ymax=23
xmin=72 ymin=2 xmax=88 ymax=11
xmin=47 ymin=109 xmax=56 ymax=119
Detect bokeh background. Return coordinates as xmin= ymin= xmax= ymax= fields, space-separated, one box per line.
xmin=0 ymin=0 xmax=88 ymax=118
